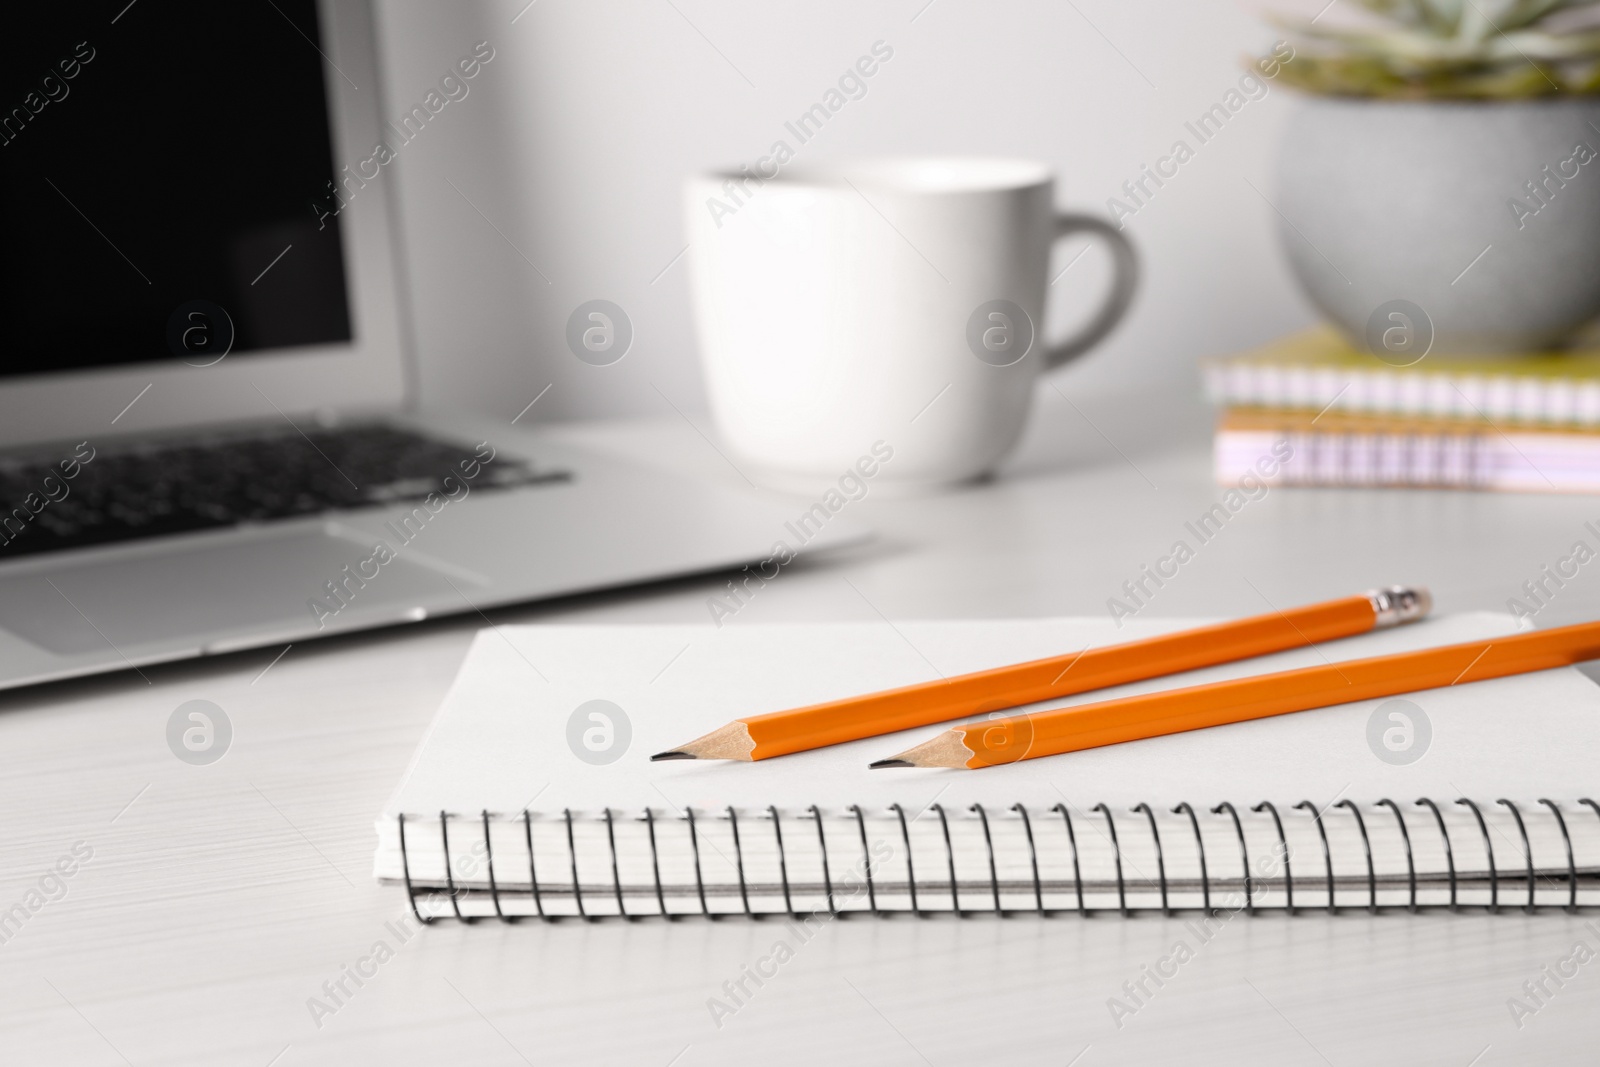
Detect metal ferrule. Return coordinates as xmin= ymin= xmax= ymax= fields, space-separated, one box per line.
xmin=1367 ymin=586 xmax=1432 ymax=628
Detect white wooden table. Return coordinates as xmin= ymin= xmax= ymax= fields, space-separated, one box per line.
xmin=2 ymin=385 xmax=1595 ymax=1065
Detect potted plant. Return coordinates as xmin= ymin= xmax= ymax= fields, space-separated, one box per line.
xmin=1266 ymin=0 xmax=1600 ymax=352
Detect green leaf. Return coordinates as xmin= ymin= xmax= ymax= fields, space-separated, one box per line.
xmin=1261 ymin=0 xmax=1600 ymax=97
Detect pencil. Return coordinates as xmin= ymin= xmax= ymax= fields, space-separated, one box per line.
xmin=650 ymin=586 xmax=1430 ymax=762
xmin=871 ymin=616 xmax=1600 ymax=769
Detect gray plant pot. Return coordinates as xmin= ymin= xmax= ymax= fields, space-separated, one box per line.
xmin=1277 ymin=96 xmax=1600 ymax=354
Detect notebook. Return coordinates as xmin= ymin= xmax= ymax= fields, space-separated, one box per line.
xmin=1215 ymin=407 xmax=1600 ymax=493
xmin=1202 ymin=327 xmax=1600 ymax=426
xmin=374 ymin=612 xmax=1600 ymax=920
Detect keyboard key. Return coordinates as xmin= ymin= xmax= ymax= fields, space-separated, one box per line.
xmin=0 ymin=425 xmax=568 ymax=558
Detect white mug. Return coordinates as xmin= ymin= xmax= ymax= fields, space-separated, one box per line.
xmin=685 ymin=157 xmax=1137 ymax=491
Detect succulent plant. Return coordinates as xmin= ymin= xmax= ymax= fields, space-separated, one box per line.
xmin=1265 ymin=0 xmax=1600 ymax=98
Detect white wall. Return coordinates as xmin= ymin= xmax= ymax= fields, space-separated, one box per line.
xmin=374 ymin=0 xmax=1321 ymax=422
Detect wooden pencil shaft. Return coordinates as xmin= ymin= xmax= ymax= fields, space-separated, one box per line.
xmin=954 ymin=619 xmax=1600 ymax=768
xmin=741 ymin=594 xmax=1384 ymax=758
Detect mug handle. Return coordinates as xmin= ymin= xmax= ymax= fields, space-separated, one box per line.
xmin=1041 ymin=213 xmax=1139 ymax=370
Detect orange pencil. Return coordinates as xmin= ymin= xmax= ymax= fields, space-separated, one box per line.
xmin=651 ymin=587 xmax=1430 ymax=762
xmin=872 ymin=616 xmax=1600 ymax=769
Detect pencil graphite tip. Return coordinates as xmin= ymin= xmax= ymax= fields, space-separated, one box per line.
xmin=873 ymin=729 xmax=978 ymax=769
xmin=651 ymin=723 xmax=757 ymax=761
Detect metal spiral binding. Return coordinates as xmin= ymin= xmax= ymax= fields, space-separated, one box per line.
xmin=1052 ymin=803 xmax=1086 ymax=917
xmin=1133 ymin=804 xmax=1169 ymax=916
xmin=810 ymin=805 xmax=837 ymax=916
xmin=1012 ymin=804 xmax=1044 ymax=915
xmin=397 ymin=797 xmax=1598 ymax=921
xmin=1582 ymin=800 xmax=1600 ymax=911
xmin=1336 ymin=801 xmax=1376 ymax=914
xmin=1414 ymin=799 xmax=1455 ymax=911
xmin=684 ymin=807 xmax=711 ymax=918
xmin=725 ymin=806 xmax=752 ymax=917
xmin=1497 ymin=799 xmax=1535 ymax=913
xmin=563 ymin=809 xmax=589 ymax=921
xmin=1093 ymin=804 xmax=1128 ymax=917
xmin=971 ymin=804 xmax=1002 ymax=915
xmin=1539 ymin=800 xmax=1576 ymax=913
xmin=932 ymin=804 xmax=961 ymax=917
xmin=891 ymin=803 xmax=919 ymax=916
xmin=521 ymin=811 xmax=548 ymax=921
xmin=1376 ymin=800 xmax=1415 ymax=913
xmin=1213 ymin=802 xmax=1250 ymax=915
xmin=603 ymin=809 xmax=628 ymax=920
xmin=1295 ymin=800 xmax=1334 ymax=914
xmin=769 ymin=806 xmax=796 ymax=918
xmin=1253 ymin=802 xmax=1293 ymax=915
xmin=850 ymin=805 xmax=879 ymax=915
xmin=439 ymin=811 xmax=468 ymax=922
xmin=481 ymin=810 xmax=505 ymax=922
xmin=1456 ymin=798 xmax=1497 ymax=913
xmin=642 ymin=808 xmax=669 ymax=919
xmin=396 ymin=813 xmax=429 ymax=925
xmin=1173 ymin=803 xmax=1210 ymax=914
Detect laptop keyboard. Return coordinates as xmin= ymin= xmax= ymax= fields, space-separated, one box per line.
xmin=0 ymin=425 xmax=569 ymax=559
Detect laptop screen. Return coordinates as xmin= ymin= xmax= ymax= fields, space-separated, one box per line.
xmin=0 ymin=0 xmax=353 ymax=378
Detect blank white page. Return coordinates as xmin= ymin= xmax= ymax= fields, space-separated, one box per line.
xmin=379 ymin=611 xmax=1595 ymax=824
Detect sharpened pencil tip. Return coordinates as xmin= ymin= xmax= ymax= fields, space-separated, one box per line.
xmin=650 ymin=750 xmax=695 ymax=762
xmin=869 ymin=758 xmax=914 ymax=769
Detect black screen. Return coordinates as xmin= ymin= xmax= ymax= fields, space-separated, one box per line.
xmin=0 ymin=0 xmax=353 ymax=377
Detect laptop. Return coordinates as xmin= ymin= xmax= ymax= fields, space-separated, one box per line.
xmin=0 ymin=0 xmax=862 ymax=691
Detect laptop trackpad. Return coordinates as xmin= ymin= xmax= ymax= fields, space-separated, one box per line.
xmin=0 ymin=526 xmax=467 ymax=656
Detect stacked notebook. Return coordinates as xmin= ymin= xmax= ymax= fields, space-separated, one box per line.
xmin=375 ymin=613 xmax=1600 ymax=920
xmin=1204 ymin=328 xmax=1600 ymax=492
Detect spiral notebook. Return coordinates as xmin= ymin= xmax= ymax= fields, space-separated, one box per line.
xmin=374 ymin=612 xmax=1600 ymax=920
xmin=1214 ymin=407 xmax=1600 ymax=493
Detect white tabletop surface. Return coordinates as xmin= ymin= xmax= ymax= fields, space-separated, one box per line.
xmin=3 ymin=384 xmax=1596 ymax=1066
